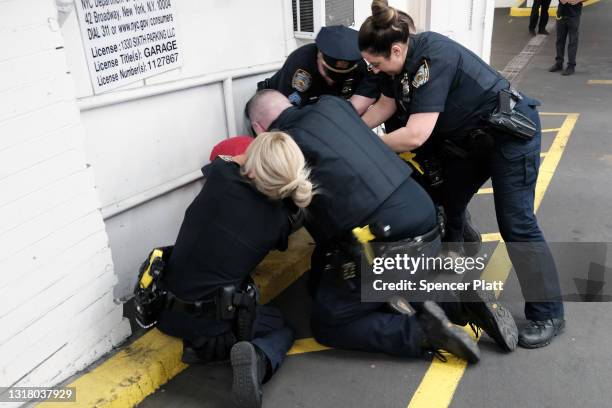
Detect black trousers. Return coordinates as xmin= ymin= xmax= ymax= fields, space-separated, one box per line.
xmin=309 ymin=179 xmax=467 ymax=358
xmin=158 ymin=303 xmax=294 ymax=379
xmin=529 ymin=0 xmax=552 ymax=32
xmin=556 ymin=15 xmax=581 ymax=67
xmin=440 ymin=98 xmax=564 ymax=321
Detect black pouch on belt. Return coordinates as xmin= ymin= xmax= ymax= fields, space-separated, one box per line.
xmin=486 ymin=89 xmax=537 ymax=141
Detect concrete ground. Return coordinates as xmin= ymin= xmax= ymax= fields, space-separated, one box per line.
xmin=139 ymin=3 xmax=612 ymax=408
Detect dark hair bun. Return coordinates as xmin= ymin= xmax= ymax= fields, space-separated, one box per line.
xmin=371 ymin=0 xmax=397 ymax=28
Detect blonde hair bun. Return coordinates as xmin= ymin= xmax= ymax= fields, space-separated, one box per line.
xmin=242 ymin=131 xmax=314 ymax=208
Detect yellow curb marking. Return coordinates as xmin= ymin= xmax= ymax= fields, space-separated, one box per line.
xmin=510 ymin=0 xmax=600 ymax=17
xmin=37 ymin=229 xmax=315 ymax=408
xmin=38 ymin=329 xmax=186 ymax=408
xmin=288 ymin=338 xmax=331 ymax=355
xmin=406 ymin=112 xmax=578 ymax=408
xmin=587 ymin=80 xmax=612 ymax=85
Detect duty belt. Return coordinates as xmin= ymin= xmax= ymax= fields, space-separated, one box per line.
xmin=165 ymin=293 xmax=217 ymax=318
xmin=329 ymin=222 xmax=443 ymax=292
xmin=165 ymin=283 xmax=257 ymax=321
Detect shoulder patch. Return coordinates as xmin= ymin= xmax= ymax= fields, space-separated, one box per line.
xmin=411 ymin=60 xmax=430 ymax=88
xmin=292 ymin=69 xmax=312 ymax=92
xmin=218 ymin=155 xmax=233 ymax=162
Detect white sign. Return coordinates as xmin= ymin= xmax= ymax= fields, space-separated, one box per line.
xmin=75 ymin=0 xmax=181 ymax=94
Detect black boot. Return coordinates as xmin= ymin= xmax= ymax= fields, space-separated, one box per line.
xmin=462 ymin=210 xmax=482 ymax=256
xmin=419 ymin=301 xmax=480 ymax=364
xmin=230 ymin=341 xmax=269 ymax=408
xmin=562 ymin=66 xmax=575 ymax=76
xmin=549 ymin=62 xmax=563 ymax=72
xmin=459 ymin=288 xmax=519 ymax=352
xmin=518 ymin=318 xmax=565 ymax=349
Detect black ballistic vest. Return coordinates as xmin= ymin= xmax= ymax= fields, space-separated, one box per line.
xmin=272 ymin=96 xmax=411 ymax=242
xmin=164 ymin=158 xmax=291 ymax=300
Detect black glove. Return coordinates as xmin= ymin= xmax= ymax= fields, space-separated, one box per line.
xmin=257 ymin=78 xmax=271 ymax=91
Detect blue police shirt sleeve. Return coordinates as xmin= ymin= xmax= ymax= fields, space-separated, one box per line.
xmin=354 ymin=70 xmax=381 ymax=99
xmin=409 ymin=49 xmax=459 ymax=114
xmin=379 ymin=73 xmax=395 ymax=98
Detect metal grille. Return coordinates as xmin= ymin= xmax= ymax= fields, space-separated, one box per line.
xmin=500 ymin=20 xmax=554 ymax=84
xmin=292 ymin=0 xmax=315 ymax=32
xmin=325 ymin=0 xmax=354 ymax=27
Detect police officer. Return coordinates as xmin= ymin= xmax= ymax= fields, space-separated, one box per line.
xmin=549 ymin=0 xmax=585 ymax=76
xmin=358 ymin=0 xmax=565 ymax=348
xmin=247 ymin=89 xmax=519 ymax=363
xmin=156 ymin=132 xmax=313 ymax=408
xmin=257 ymin=25 xmax=379 ymax=114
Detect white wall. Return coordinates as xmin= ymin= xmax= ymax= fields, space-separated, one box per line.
xmin=60 ymin=0 xmax=295 ymax=300
xmin=0 ymin=0 xmax=130 ymax=396
xmin=496 ymin=0 xmax=520 ymax=7
xmin=427 ymin=0 xmax=496 ymax=63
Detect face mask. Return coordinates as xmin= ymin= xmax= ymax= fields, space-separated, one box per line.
xmin=325 ymin=67 xmax=350 ymax=83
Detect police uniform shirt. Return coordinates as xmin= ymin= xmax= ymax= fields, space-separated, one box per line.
xmin=265 ymin=43 xmax=379 ymax=107
xmin=558 ymin=2 xmax=583 ymax=17
xmin=379 ymin=32 xmax=509 ymax=139
xmin=164 ymin=157 xmax=291 ymax=301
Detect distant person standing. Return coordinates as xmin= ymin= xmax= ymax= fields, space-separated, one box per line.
xmin=549 ymin=0 xmax=585 ymax=76
xmin=529 ymin=0 xmax=552 ymax=35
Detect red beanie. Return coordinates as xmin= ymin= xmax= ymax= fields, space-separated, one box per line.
xmin=209 ymin=136 xmax=254 ymax=162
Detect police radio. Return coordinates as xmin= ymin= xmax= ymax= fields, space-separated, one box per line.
xmin=133 ymin=246 xmax=173 ymax=329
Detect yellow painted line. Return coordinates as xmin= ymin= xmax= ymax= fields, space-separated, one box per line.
xmin=510 ymin=6 xmax=556 ymax=17
xmin=477 ymin=187 xmax=493 ymax=195
xmin=407 ymin=113 xmax=578 ymax=408
xmin=288 ymin=337 xmax=331 ymax=355
xmin=542 ymin=128 xmax=560 ymax=133
xmin=534 ymin=113 xmax=578 ymax=210
xmin=510 ymin=0 xmax=599 ymax=17
xmin=407 ymin=355 xmax=469 ymax=407
xmin=587 ymin=80 xmax=612 ymax=85
xmin=540 ymin=152 xmax=547 ymax=158
xmin=482 ymin=233 xmax=503 ymax=242
xmin=408 ymin=247 xmax=505 ymax=408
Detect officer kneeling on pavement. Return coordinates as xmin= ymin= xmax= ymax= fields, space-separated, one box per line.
xmin=134 ymin=132 xmax=313 ymax=408
xmin=247 ymin=89 xmax=519 ymax=364
xmin=358 ymin=0 xmax=565 ymax=348
xmin=257 ymin=25 xmax=379 ymax=114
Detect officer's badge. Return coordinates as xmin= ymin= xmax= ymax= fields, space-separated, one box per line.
xmin=341 ymin=78 xmax=354 ymax=97
xmin=400 ymin=72 xmax=411 ymax=100
xmin=292 ymin=69 xmax=312 ymax=92
xmin=411 ymin=60 xmax=430 ymax=88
